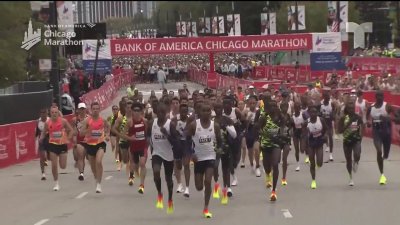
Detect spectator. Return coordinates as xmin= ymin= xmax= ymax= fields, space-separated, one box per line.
xmin=61 ymin=89 xmax=75 ymax=115
xmin=157 ymin=66 xmax=167 ymax=90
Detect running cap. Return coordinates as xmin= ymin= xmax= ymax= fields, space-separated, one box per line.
xmin=78 ymin=103 xmax=87 ymax=109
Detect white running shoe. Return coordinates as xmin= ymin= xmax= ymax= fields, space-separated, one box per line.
xmin=231 ymin=175 xmax=238 ymax=186
xmin=353 ymin=161 xmax=358 ymax=173
xmin=295 ymin=165 xmax=300 ymax=172
xmin=96 ymin=183 xmax=102 ymax=193
xmin=227 ymin=188 xmax=233 ymax=197
xmin=183 ymin=187 xmax=190 ymax=198
xmin=255 ymin=168 xmax=261 ymax=177
xmin=325 ymin=147 xmax=329 ymax=152
xmin=176 ymin=183 xmax=184 ymax=193
xmin=240 ymin=162 xmax=245 ymax=168
xmin=329 ymin=153 xmax=333 ymax=161
xmin=349 ymin=179 xmax=354 ymax=186
xmin=53 ymin=182 xmax=60 ymax=191
xmin=41 ymin=173 xmax=46 ymax=181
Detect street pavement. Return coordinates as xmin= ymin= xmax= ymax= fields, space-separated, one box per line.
xmin=1 ymin=81 xmax=400 ymax=225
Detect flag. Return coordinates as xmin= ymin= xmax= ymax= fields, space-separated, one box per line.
xmin=176 ymin=21 xmax=181 ymax=36
xmin=181 ymin=21 xmax=187 ymax=36
xmin=191 ymin=22 xmax=198 ymax=37
xmin=227 ymin=14 xmax=234 ymax=36
xmin=198 ymin=17 xmax=205 ymax=33
xmin=234 ymin=14 xmax=241 ymax=35
xmin=340 ymin=1 xmax=348 ymax=41
xmin=212 ymin=16 xmax=218 ymax=34
xmin=205 ymin=17 xmax=211 ymax=33
xmin=218 ymin=16 xmax=225 ymax=34
xmin=288 ymin=5 xmax=305 ymax=31
xmin=261 ymin=13 xmax=276 ymax=35
xmin=327 ymin=1 xmax=338 ymax=32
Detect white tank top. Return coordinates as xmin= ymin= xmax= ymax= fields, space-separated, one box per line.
xmin=224 ymin=107 xmax=238 ymax=123
xmin=169 ymin=111 xmax=180 ymax=120
xmin=355 ymin=98 xmax=367 ymax=122
xmin=37 ymin=117 xmax=50 ymax=132
xmin=370 ymin=102 xmax=388 ymax=123
xmin=193 ymin=119 xmax=216 ymax=161
xmin=293 ymin=113 xmax=304 ymax=129
xmin=307 ymin=117 xmax=323 ymax=138
xmin=320 ymin=100 xmax=333 ymax=119
xmin=246 ymin=108 xmax=257 ymax=124
xmin=176 ymin=119 xmax=187 ymax=141
xmin=151 ymin=119 xmax=174 ymax=161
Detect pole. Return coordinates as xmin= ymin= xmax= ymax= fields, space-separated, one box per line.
xmin=216 ymin=5 xmax=219 ymax=35
xmin=49 ymin=1 xmax=60 ymax=107
xmin=93 ymin=37 xmax=101 ymax=89
xmin=267 ymin=1 xmax=270 ymax=35
xmin=295 ymin=1 xmax=299 ymax=58
xmin=190 ymin=12 xmax=192 ymax=37
xmin=232 ymin=1 xmax=235 ymax=36
xmin=203 ymin=9 xmax=206 ymax=34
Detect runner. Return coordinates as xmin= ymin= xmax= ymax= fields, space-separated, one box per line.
xmin=81 ymin=102 xmax=111 ymax=193
xmin=255 ymin=100 xmax=284 ymax=201
xmin=355 ymin=90 xmax=369 ymax=133
xmin=237 ymin=100 xmax=248 ymax=168
xmin=173 ymin=103 xmax=192 ymax=197
xmin=300 ymin=94 xmax=311 ymax=164
xmin=39 ymin=106 xmax=74 ymax=191
xmin=338 ymin=101 xmax=363 ymax=186
xmin=148 ymin=102 xmax=180 ymax=214
xmin=71 ymin=103 xmax=89 ymax=181
xmin=291 ymin=102 xmax=307 ymax=171
xmin=366 ymin=90 xmax=393 ymax=185
xmin=107 ymin=105 xmax=120 ymax=168
xmin=213 ymin=102 xmax=236 ymax=204
xmin=320 ymin=88 xmax=335 ymax=161
xmin=187 ymin=103 xmax=222 ymax=218
xmin=245 ymin=95 xmax=262 ymax=176
xmin=279 ymin=102 xmax=292 ymax=186
xmin=112 ymin=100 xmax=134 ymax=185
xmin=306 ymin=105 xmax=328 ymax=189
xmin=36 ymin=108 xmax=49 ymax=180
xmin=222 ymin=97 xmax=245 ymax=186
xmin=120 ymin=102 xmax=148 ymax=194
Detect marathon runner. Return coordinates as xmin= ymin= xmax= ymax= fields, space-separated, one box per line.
xmin=36 ymin=108 xmax=49 ymax=180
xmin=107 ymin=105 xmax=120 ymax=167
xmin=320 ymin=88 xmax=335 ymax=161
xmin=71 ymin=103 xmax=89 ymax=181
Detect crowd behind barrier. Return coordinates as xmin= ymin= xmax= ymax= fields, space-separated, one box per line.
xmin=188 ymin=69 xmax=400 ymax=146
xmin=0 ymin=72 xmax=134 ymax=169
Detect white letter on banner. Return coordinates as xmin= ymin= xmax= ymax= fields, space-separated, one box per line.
xmin=206 ymin=41 xmax=212 ymax=49
xmin=242 ymin=40 xmax=248 ymax=49
xmin=252 ymin=40 xmax=260 ymax=48
xmin=152 ymin=43 xmax=157 ymax=51
xmin=160 ymin=43 xmax=166 ymax=51
xmin=286 ymin=38 xmax=293 ymax=48
xmin=300 ymin=38 xmax=307 ymax=48
xmin=292 ymin=39 xmax=299 ymax=47
xmin=144 ymin=43 xmax=152 ymax=51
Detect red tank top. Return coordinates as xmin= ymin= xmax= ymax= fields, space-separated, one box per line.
xmin=129 ymin=119 xmax=147 ymax=152
xmin=85 ymin=117 xmax=105 ymax=145
xmin=48 ymin=117 xmax=67 ymax=145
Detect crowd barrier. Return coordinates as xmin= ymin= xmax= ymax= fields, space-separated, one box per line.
xmin=189 ymin=69 xmax=400 ymax=146
xmin=0 ymin=72 xmax=134 ymax=169
xmin=251 ymin=65 xmax=398 ymax=84
xmin=347 ymin=57 xmax=400 ymax=73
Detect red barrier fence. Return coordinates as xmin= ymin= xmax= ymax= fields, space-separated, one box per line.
xmin=189 ymin=69 xmax=400 ymax=146
xmin=347 ymin=57 xmax=400 ymax=73
xmin=0 ymin=73 xmax=133 ymax=169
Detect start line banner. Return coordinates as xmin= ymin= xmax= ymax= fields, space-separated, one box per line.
xmin=110 ymin=34 xmax=312 ymax=55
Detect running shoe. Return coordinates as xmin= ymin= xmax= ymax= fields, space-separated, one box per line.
xmin=334 ymin=134 xmax=339 ymax=140
xmin=240 ymin=162 xmax=245 ymax=168
xmin=138 ymin=184 xmax=144 ymax=194
xmin=156 ymin=194 xmax=164 ymax=209
xmin=221 ymin=188 xmax=228 ymax=205
xmin=329 ymin=153 xmax=334 ymax=161
xmin=176 ymin=183 xmax=184 ymax=193
xmin=311 ymin=180 xmax=317 ymax=189
xmin=78 ymin=173 xmax=84 ymax=181
xmin=265 ymin=173 xmax=272 ymax=189
xmin=213 ymin=183 xmax=220 ymax=199
xmin=44 ymin=160 xmax=48 ymax=166
xmin=295 ymin=163 xmax=300 ymax=172
xmin=96 ymin=183 xmax=102 ymax=193
xmin=325 ymin=147 xmax=329 ymax=152
xmin=305 ymin=157 xmax=310 ymax=164
xmin=227 ymin=187 xmax=233 ymax=198
xmin=53 ymin=182 xmax=60 ymax=191
xmin=41 ymin=173 xmax=46 ymax=181
xmin=349 ymin=179 xmax=354 ymax=186
xmin=203 ymin=209 xmax=213 ymax=218
xmin=128 ymin=178 xmax=134 ymax=186
xmin=255 ymin=167 xmax=261 ymax=177
xmin=270 ymin=191 xmax=277 ymax=202
xmin=183 ymin=187 xmax=190 ymax=198
xmin=379 ymin=174 xmax=387 ymax=185
xmin=353 ymin=161 xmax=358 ymax=173
xmin=167 ymin=200 xmax=174 ymax=214
xmin=231 ymin=175 xmax=238 ymax=186
xmin=116 ymin=160 xmax=121 ymax=171
xmin=281 ymin=179 xmax=288 ymax=186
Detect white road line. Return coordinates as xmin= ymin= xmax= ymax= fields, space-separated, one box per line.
xmin=34 ymin=219 xmax=50 ymax=225
xmin=105 ymin=176 xmax=113 ymax=180
xmin=281 ymin=209 xmax=293 ymax=218
xmin=75 ymin=192 xmax=88 ymax=199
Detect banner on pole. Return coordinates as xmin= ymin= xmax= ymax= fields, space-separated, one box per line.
xmin=288 ymin=5 xmax=305 ymax=31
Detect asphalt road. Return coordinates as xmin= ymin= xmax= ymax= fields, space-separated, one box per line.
xmin=1 ymin=82 xmax=399 ymax=225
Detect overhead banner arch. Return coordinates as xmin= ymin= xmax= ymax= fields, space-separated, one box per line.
xmin=110 ymin=34 xmax=312 ymax=55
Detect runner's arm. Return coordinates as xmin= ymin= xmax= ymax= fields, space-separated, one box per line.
xmin=62 ymin=118 xmax=75 ymax=141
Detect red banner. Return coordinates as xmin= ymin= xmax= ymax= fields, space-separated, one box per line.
xmin=110 ymin=34 xmax=312 ymax=55
xmin=348 ymin=57 xmax=400 ymax=73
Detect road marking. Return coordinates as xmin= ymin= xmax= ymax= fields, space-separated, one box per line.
xmin=34 ymin=219 xmax=50 ymax=225
xmin=105 ymin=176 xmax=113 ymax=180
xmin=75 ymin=192 xmax=88 ymax=199
xmin=281 ymin=209 xmax=293 ymax=218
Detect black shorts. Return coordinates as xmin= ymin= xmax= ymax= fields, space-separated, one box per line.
xmin=39 ymin=136 xmax=49 ymax=152
xmin=84 ymin=142 xmax=106 ymax=156
xmin=246 ymin=127 xmax=256 ymax=149
xmin=174 ymin=140 xmax=193 ymax=160
xmin=48 ymin=143 xmax=68 ymax=155
xmin=194 ymin=160 xmax=215 ymax=174
xmin=119 ymin=141 xmax=129 ymax=150
xmin=131 ymin=149 xmax=146 ymax=164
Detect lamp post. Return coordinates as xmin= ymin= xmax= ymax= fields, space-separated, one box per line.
xmin=93 ymin=36 xmax=104 ymax=89
xmin=49 ymin=1 xmax=60 ymax=107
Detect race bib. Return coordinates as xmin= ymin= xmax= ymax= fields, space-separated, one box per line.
xmin=312 ymin=131 xmax=322 ymax=138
